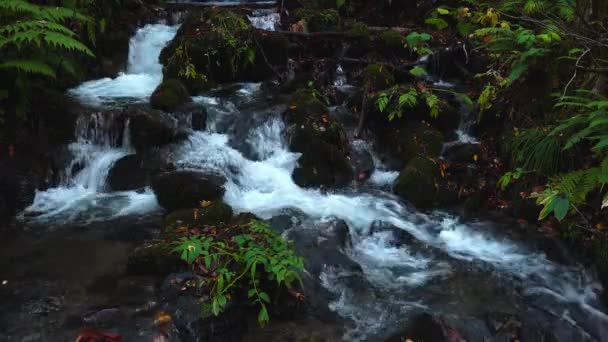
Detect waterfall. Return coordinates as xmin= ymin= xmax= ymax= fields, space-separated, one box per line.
xmin=70 ymin=24 xmax=179 ymax=106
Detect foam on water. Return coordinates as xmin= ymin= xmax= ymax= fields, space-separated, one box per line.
xmin=168 ymin=108 xmax=606 ymax=339
xmin=70 ymin=24 xmax=178 ymax=105
xmin=248 ymin=9 xmax=280 ymax=31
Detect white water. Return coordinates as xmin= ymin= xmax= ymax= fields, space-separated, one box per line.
xmin=70 ymin=24 xmax=179 ymax=106
xmin=22 ymin=21 xmax=608 ymax=340
xmin=248 ymin=9 xmax=280 ymax=31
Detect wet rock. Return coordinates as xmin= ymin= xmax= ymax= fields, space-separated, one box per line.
xmin=151 ymin=79 xmax=192 ymax=112
xmin=126 ymin=106 xmax=187 ymax=152
xmin=370 ymin=221 xmax=417 ymax=247
xmin=351 ymin=141 xmax=375 ymax=182
xmin=292 ymin=139 xmax=354 ymax=188
xmin=394 ymin=156 xmax=441 ymax=209
xmin=285 ymin=88 xmax=348 ymax=152
xmin=386 ymin=313 xmax=463 ymax=342
xmin=127 ymin=240 xmax=180 ymax=276
xmin=363 ymin=64 xmax=395 ymax=91
xmin=163 ymin=202 xmax=233 ymax=240
xmin=83 ymin=308 xmax=124 ymax=327
xmin=107 ymin=153 xmax=171 ymax=191
xmin=288 ymin=224 xmax=360 ymax=277
xmin=190 ymin=107 xmax=207 ymax=131
xmin=152 ymin=171 xmax=227 ymax=212
xmin=171 ymin=295 xmax=247 ymax=342
xmin=160 ymin=9 xmax=287 ymax=93
xmin=444 ymin=143 xmax=481 ymax=164
xmin=293 ymin=8 xmax=341 ymax=32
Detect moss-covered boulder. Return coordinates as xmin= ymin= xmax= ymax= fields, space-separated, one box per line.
xmin=293 ymin=8 xmax=341 ymax=32
xmin=379 ymin=121 xmax=444 ymax=168
xmin=292 ymin=139 xmax=354 ymax=188
xmin=150 ymin=79 xmax=191 ymax=112
xmin=160 ymin=9 xmax=288 ymax=94
xmin=284 ymin=88 xmax=348 ymax=152
xmin=363 ymin=64 xmax=395 ymax=91
xmin=379 ymin=30 xmax=407 ymax=56
xmin=163 ymin=202 xmax=234 ymax=240
xmin=125 ymin=106 xmax=187 ymax=152
xmin=152 ymin=171 xmax=227 ymax=212
xmin=127 ymin=240 xmax=180 ymax=275
xmin=394 ymin=157 xmax=441 ymax=208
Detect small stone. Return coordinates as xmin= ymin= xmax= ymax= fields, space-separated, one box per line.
xmin=1 ymin=280 xmax=7 ymax=285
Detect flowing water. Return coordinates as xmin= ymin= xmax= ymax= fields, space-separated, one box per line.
xmin=9 ymin=19 xmax=608 ymax=342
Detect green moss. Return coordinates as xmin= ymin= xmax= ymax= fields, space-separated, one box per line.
xmin=364 ymin=64 xmax=395 ymax=91
xmin=380 ymin=30 xmax=405 ymax=50
xmin=293 ymin=8 xmax=341 ymax=32
xmin=346 ymin=20 xmax=369 ymax=37
xmin=292 ymin=139 xmax=354 ymax=188
xmin=150 ymin=79 xmax=191 ymax=111
xmin=394 ymin=157 xmax=440 ymax=208
xmin=394 ymin=122 xmax=444 ymax=164
xmin=286 ymin=88 xmax=348 ymax=152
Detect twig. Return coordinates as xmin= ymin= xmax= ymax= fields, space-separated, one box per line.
xmin=562 ymin=48 xmax=590 ymax=98
xmin=356 ymin=84 xmax=370 ymax=138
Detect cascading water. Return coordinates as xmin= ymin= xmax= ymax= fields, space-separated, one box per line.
xmin=248 ymin=9 xmax=280 ymax=31
xmin=70 ymin=24 xmax=179 ymax=106
xmin=17 ymin=17 xmax=608 ymax=341
xmin=165 ymin=93 xmax=607 ymax=340
xmin=20 ymin=23 xmax=178 ymax=224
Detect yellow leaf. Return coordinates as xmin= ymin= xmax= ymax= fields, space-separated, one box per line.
xmin=200 ymin=200 xmax=212 ymax=208
xmin=500 ymin=21 xmax=511 ymax=29
xmin=473 ymin=154 xmax=478 ymax=162
xmin=289 ymin=105 xmax=297 ymax=110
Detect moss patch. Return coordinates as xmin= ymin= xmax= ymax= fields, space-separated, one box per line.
xmin=364 ymin=64 xmax=395 ymax=91
xmin=150 ymin=79 xmax=191 ymax=111
xmin=394 ymin=157 xmax=441 ymax=208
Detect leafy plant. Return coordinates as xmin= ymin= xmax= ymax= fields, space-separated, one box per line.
xmin=173 ymin=219 xmax=304 ymax=327
xmin=404 ymin=32 xmax=432 ymax=55
xmin=497 ymin=167 xmax=524 ymax=190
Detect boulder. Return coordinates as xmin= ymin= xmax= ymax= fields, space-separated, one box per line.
xmin=363 ymin=64 xmax=395 ymax=91
xmin=394 ymin=156 xmax=441 ymax=208
xmin=107 ymin=153 xmax=171 ymax=191
xmin=152 ymin=171 xmax=227 ymax=212
xmin=292 ymin=8 xmax=341 ymax=32
xmin=386 ymin=313 xmax=462 ymax=342
xmin=127 ymin=240 xmax=180 ymax=276
xmin=292 ymin=139 xmax=354 ymax=188
xmin=444 ymin=143 xmax=481 ymax=164
xmin=163 ymin=202 xmax=234 ymax=240
xmin=150 ymin=79 xmax=191 ymax=112
xmin=190 ymin=107 xmax=207 ymax=131
xmin=125 ymin=106 xmax=186 ymax=152
xmin=378 ymin=121 xmax=444 ymax=168
xmin=160 ymin=9 xmax=287 ymax=93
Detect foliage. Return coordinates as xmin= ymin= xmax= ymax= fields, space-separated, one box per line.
xmin=173 ymin=219 xmax=304 ymax=327
xmin=508 ymin=127 xmax=563 ymax=175
xmin=375 ymin=85 xmax=441 ymax=121
xmin=497 ymin=167 xmax=523 ymax=190
xmin=0 ymin=0 xmax=94 ymax=123
xmin=403 ymin=32 xmax=432 ymax=55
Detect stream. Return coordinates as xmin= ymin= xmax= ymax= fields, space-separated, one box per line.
xmin=2 ymin=9 xmax=608 ymax=342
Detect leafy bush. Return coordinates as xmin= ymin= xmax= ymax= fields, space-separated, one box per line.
xmin=173 ymin=219 xmax=304 ymax=327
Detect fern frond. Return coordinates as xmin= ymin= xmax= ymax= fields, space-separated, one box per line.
xmin=0 ymin=59 xmax=56 ymax=78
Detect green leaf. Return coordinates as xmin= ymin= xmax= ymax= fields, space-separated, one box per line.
xmin=258 ymin=305 xmax=269 ymax=326
xmin=553 ymin=197 xmax=570 ymax=221
xmin=409 ymin=66 xmax=427 ymax=77
xmin=437 ymin=8 xmax=450 ymax=15
xmin=259 ymin=292 xmax=270 ymax=303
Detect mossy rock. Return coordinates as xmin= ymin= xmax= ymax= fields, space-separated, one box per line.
xmin=160 ymin=9 xmax=286 ymax=93
xmin=127 ymin=240 xmax=180 ymax=276
xmin=163 ymin=202 xmax=234 ymax=240
xmin=152 ymin=171 xmax=226 ymax=212
xmin=363 ymin=64 xmax=395 ymax=91
xmin=394 ymin=157 xmax=441 ymax=208
xmin=150 ymin=79 xmax=191 ymax=112
xmin=292 ymin=139 xmax=354 ymax=188
xmin=592 ymin=234 xmax=608 ymax=305
xmin=285 ymin=88 xmax=348 ymax=152
xmin=293 ymin=8 xmax=341 ymax=32
xmin=379 ymin=30 xmax=406 ymax=55
xmin=388 ymin=122 xmax=444 ymax=167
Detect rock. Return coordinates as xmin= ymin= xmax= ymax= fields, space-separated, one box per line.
xmin=127 ymin=240 xmax=180 ymax=275
xmin=379 ymin=30 xmax=407 ymax=57
xmin=363 ymin=64 xmax=395 ymax=91
xmin=394 ymin=157 xmax=441 ymax=208
xmin=190 ymin=108 xmax=207 ymax=131
xmin=292 ymin=139 xmax=354 ymax=188
xmin=152 ymin=171 xmax=227 ymax=212
xmin=163 ymin=202 xmax=233 ymax=240
xmin=293 ymin=8 xmax=341 ymax=32
xmin=150 ymin=79 xmax=192 ymax=112
xmin=160 ymin=9 xmax=287 ymax=93
xmin=82 ymin=308 xmax=124 ymax=327
xmin=126 ymin=106 xmax=186 ymax=152
xmin=107 ymin=153 xmax=171 ymax=191
xmin=386 ymin=313 xmax=463 ymax=342
xmin=379 ymin=121 xmax=444 ymax=168
xmin=444 ymin=143 xmax=481 ymax=164
xmin=370 ymin=221 xmax=417 ymax=247
xmin=351 ymin=141 xmax=375 ymax=182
